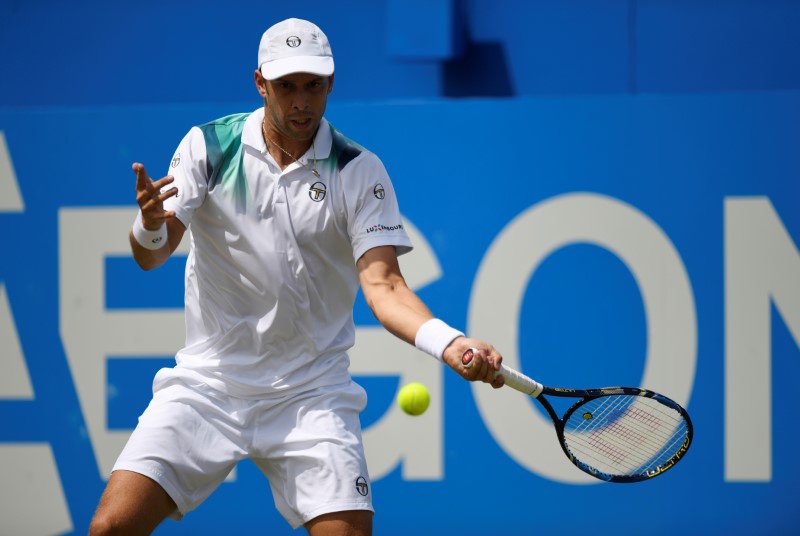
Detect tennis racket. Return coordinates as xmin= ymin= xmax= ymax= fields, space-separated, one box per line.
xmin=461 ymin=348 xmax=693 ymax=483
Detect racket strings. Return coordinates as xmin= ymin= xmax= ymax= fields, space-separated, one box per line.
xmin=562 ymin=395 xmax=688 ymax=476
xmin=572 ymin=407 xmax=685 ymax=473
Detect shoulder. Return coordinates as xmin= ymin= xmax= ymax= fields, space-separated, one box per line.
xmin=196 ymin=112 xmax=251 ymax=144
xmin=198 ymin=112 xmax=251 ymax=129
xmin=326 ymin=124 xmax=389 ymax=184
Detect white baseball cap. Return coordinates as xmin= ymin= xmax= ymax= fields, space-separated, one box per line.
xmin=258 ymin=18 xmax=334 ymax=80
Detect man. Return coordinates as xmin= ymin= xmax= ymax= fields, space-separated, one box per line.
xmin=90 ymin=18 xmax=504 ymax=536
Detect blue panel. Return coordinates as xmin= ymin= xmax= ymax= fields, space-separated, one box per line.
xmin=637 ymin=0 xmax=800 ymax=92
xmin=0 ymin=0 xmax=442 ymax=106
xmin=107 ymin=357 xmax=174 ymax=430
xmin=3 ymin=1 xmax=800 ymax=103
xmin=386 ymin=0 xmax=463 ymax=59
xmin=1 ymin=92 xmax=799 ymax=534
xmin=105 ymin=255 xmax=187 ymax=309
xmin=463 ymin=0 xmax=632 ymax=94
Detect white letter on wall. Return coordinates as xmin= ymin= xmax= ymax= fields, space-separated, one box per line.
xmin=725 ymin=197 xmax=800 ymax=482
xmin=469 ymin=193 xmax=696 ymax=483
xmin=0 ymin=131 xmax=24 ymax=212
xmin=60 ymin=207 xmax=189 ymax=478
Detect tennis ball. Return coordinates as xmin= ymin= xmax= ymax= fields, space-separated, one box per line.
xmin=398 ymin=382 xmax=430 ymax=416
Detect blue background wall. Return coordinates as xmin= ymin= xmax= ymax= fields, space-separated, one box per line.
xmin=1 ymin=1 xmax=799 ymax=535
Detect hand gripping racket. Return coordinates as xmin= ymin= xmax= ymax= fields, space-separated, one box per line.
xmin=461 ymin=348 xmax=693 ymax=483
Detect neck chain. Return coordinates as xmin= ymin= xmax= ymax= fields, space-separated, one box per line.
xmin=262 ymin=119 xmax=319 ymax=177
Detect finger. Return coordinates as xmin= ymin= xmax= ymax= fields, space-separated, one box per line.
xmin=490 ymin=374 xmax=505 ymax=389
xmin=133 ymin=162 xmax=150 ymax=192
xmin=477 ymin=357 xmax=492 ymax=382
xmin=489 ymin=347 xmax=502 ymax=368
xmin=160 ymin=186 xmax=179 ymax=202
xmin=151 ymin=175 xmax=175 ymax=190
xmin=149 ymin=186 xmax=178 ymax=205
xmin=147 ymin=211 xmax=176 ymax=223
xmin=461 ymin=347 xmax=491 ymax=383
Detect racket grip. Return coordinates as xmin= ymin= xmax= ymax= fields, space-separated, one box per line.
xmin=497 ymin=363 xmax=544 ymax=397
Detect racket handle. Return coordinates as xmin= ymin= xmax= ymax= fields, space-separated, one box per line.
xmin=461 ymin=348 xmax=543 ymax=397
xmin=497 ymin=363 xmax=544 ymax=397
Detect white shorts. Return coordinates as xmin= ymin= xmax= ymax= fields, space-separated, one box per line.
xmin=112 ymin=368 xmax=373 ymax=529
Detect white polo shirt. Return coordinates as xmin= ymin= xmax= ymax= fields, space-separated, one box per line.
xmin=162 ymin=108 xmax=413 ymax=398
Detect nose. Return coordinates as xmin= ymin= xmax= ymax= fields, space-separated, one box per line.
xmin=293 ymin=89 xmax=310 ymax=110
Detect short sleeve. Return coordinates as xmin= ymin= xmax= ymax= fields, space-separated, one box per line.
xmin=162 ymin=127 xmax=209 ymax=228
xmin=344 ymin=152 xmax=413 ymax=262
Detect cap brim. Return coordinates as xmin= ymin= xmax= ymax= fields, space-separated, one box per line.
xmin=260 ymin=56 xmax=334 ymax=80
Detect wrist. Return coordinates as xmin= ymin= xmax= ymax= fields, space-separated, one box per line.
xmin=415 ymin=318 xmax=464 ymax=362
xmin=132 ymin=211 xmax=167 ymax=250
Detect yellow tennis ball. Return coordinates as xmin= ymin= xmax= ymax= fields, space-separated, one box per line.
xmin=398 ymin=382 xmax=430 ymax=416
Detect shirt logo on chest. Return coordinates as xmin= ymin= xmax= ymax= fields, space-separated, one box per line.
xmin=309 ymin=181 xmax=327 ymax=202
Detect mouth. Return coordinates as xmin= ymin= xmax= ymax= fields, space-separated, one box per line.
xmin=290 ymin=117 xmax=314 ymax=130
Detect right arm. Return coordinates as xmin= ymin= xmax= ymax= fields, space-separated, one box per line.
xmin=129 ymin=162 xmax=186 ymax=270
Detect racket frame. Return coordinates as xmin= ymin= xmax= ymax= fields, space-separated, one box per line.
xmin=533 ymin=385 xmax=693 ymax=483
xmin=469 ymin=356 xmax=693 ymax=483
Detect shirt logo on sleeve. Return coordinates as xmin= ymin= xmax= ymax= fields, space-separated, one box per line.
xmin=373 ymin=183 xmax=385 ymax=200
xmin=366 ymin=223 xmax=404 ymax=233
xmin=171 ymin=152 xmax=181 ymax=168
xmin=309 ymin=181 xmax=327 ymax=202
xmin=355 ymin=476 xmax=369 ymax=496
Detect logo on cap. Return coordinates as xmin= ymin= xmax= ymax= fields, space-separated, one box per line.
xmin=286 ymin=36 xmax=301 ymax=48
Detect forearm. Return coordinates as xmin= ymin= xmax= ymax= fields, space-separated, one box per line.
xmin=366 ymin=279 xmax=434 ymax=345
xmin=129 ymin=231 xmax=171 ymax=270
xmin=129 ymin=214 xmax=185 ymax=271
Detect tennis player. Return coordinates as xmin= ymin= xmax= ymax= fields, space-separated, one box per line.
xmin=89 ymin=18 xmax=504 ymax=536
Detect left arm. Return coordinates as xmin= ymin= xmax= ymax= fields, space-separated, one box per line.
xmin=357 ymin=245 xmax=503 ymax=388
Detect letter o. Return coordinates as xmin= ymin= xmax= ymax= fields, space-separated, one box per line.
xmin=468 ymin=193 xmax=696 ymax=483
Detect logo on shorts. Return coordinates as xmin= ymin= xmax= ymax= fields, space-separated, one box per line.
xmin=286 ymin=36 xmax=301 ymax=48
xmin=355 ymin=476 xmax=369 ymax=496
xmin=309 ymin=182 xmax=327 ymax=202
xmin=373 ymin=183 xmax=385 ymax=200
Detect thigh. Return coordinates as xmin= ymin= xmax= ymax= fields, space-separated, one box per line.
xmin=253 ymin=380 xmax=373 ymax=529
xmin=305 ymin=510 xmax=373 ymax=536
xmin=112 ymin=376 xmax=244 ymax=516
xmin=90 ymin=470 xmax=176 ymax=535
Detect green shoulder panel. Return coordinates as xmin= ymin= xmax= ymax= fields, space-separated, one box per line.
xmin=198 ymin=112 xmax=251 ymax=210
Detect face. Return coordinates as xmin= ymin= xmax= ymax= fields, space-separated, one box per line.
xmin=255 ymin=71 xmax=334 ymax=142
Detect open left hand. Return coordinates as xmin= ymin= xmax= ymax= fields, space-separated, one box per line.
xmin=133 ymin=162 xmax=178 ymax=228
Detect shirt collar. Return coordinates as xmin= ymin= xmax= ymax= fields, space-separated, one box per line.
xmin=243 ymin=107 xmax=332 ymax=161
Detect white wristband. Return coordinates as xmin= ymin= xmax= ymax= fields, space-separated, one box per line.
xmin=415 ymin=318 xmax=464 ymax=361
xmin=132 ymin=211 xmax=167 ymax=250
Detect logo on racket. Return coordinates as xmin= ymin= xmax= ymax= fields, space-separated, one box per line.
xmin=461 ymin=348 xmax=476 ymax=368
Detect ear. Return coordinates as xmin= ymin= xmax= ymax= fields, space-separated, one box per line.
xmin=254 ymin=70 xmax=269 ymax=98
xmin=327 ymin=73 xmax=335 ymax=94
